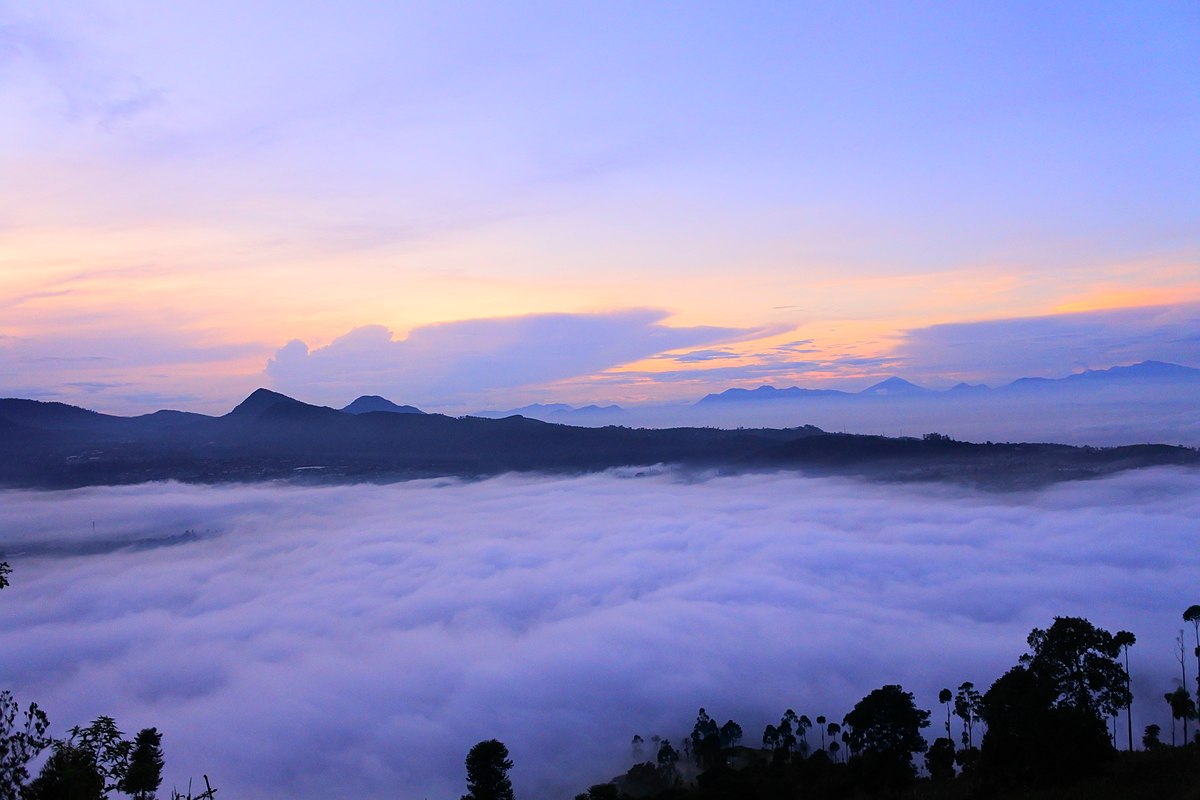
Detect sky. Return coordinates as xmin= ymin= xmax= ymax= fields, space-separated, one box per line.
xmin=2 ymin=469 xmax=1197 ymax=799
xmin=2 ymin=2 xmax=1199 ymax=414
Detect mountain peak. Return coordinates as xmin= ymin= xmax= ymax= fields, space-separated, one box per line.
xmin=859 ymin=376 xmax=928 ymax=396
xmin=341 ymin=395 xmax=424 ymax=415
xmin=226 ymin=388 xmax=302 ymax=418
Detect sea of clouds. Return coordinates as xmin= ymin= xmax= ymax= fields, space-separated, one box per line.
xmin=1 ymin=468 xmax=1198 ymax=799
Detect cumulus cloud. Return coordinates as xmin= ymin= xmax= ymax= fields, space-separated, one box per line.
xmin=1 ymin=470 xmax=1197 ymax=799
xmin=264 ymin=310 xmax=767 ymax=407
xmin=897 ymin=303 xmax=1200 ymax=384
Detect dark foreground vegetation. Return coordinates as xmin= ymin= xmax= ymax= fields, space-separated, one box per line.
xmin=457 ymin=608 xmax=1200 ymax=800
xmin=1 ymin=390 xmax=1196 ymax=489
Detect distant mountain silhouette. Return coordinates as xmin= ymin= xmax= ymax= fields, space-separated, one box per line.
xmin=0 ymin=387 xmax=1194 ymax=490
xmin=341 ymin=395 xmax=424 ymax=415
xmin=225 ymin=388 xmax=308 ymax=418
xmin=474 ymin=403 xmax=629 ymax=422
xmin=696 ymin=386 xmax=850 ymax=406
xmin=695 ymin=361 xmax=1200 ymax=404
xmin=858 ymin=376 xmax=929 ymax=396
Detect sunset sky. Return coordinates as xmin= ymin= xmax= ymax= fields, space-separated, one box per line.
xmin=2 ymin=2 xmax=1198 ymax=414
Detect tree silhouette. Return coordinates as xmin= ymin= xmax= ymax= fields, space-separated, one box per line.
xmin=925 ymin=737 xmax=956 ymax=782
xmin=718 ymin=720 xmax=742 ymax=749
xmin=1186 ymin=606 xmax=1200 ymax=704
xmin=954 ymin=682 xmax=982 ymax=749
xmin=1176 ymin=631 xmax=1191 ymax=744
xmin=630 ymin=734 xmax=643 ymax=761
xmin=815 ymin=715 xmax=826 ymax=750
xmin=690 ymin=709 xmax=721 ymax=769
xmin=843 ymin=685 xmax=930 ymax=794
xmin=0 ymin=562 xmax=9 ymax=591
xmin=938 ymin=688 xmax=952 ymax=740
xmin=1021 ymin=617 xmax=1131 ymax=721
xmin=462 ymin=739 xmax=515 ymax=800
xmin=1165 ymin=687 xmax=1196 ymax=748
xmin=70 ymin=717 xmax=131 ymax=794
xmin=980 ymin=618 xmax=1128 ymax=789
xmin=1 ymin=691 xmax=52 ymax=800
xmin=1141 ymin=723 xmax=1162 ymax=750
xmin=22 ymin=744 xmax=104 ymax=800
xmin=797 ymin=714 xmax=812 ymax=754
xmin=1112 ymin=631 xmax=1135 ymax=752
xmin=826 ymin=721 xmax=841 ymax=752
xmin=655 ymin=739 xmax=679 ymax=783
xmin=120 ymin=728 xmax=164 ymax=800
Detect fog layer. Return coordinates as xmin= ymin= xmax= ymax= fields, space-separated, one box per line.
xmin=1 ymin=470 xmax=1197 ymax=799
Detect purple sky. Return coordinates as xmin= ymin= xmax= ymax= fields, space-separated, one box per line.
xmin=1 ymin=3 xmax=1198 ymax=413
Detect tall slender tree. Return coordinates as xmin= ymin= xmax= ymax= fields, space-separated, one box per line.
xmin=938 ymin=689 xmax=952 ymax=739
xmin=1113 ymin=631 xmax=1136 ymax=751
xmin=954 ymin=682 xmax=982 ymax=749
xmin=1177 ymin=631 xmax=1191 ymax=744
xmin=1185 ymin=606 xmax=1200 ymax=704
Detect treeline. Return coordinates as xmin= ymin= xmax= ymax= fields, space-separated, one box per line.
xmin=458 ymin=611 xmax=1200 ymax=800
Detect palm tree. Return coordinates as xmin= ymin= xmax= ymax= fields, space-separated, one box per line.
xmin=815 ymin=715 xmax=826 ymax=750
xmin=938 ymin=688 xmax=952 ymax=739
xmin=1114 ymin=631 xmax=1136 ymax=751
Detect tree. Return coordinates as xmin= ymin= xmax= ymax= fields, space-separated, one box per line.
xmin=120 ymin=728 xmax=164 ymax=800
xmin=462 ymin=739 xmax=514 ymax=800
xmin=21 ymin=744 xmax=104 ymax=800
xmin=0 ymin=691 xmax=52 ymax=800
xmin=718 ymin=720 xmax=742 ymax=749
xmin=1112 ymin=631 xmax=1135 ymax=752
xmin=1142 ymin=724 xmax=1162 ymax=750
xmin=1176 ymin=631 xmax=1192 ymax=744
xmin=925 ymin=737 xmax=956 ymax=782
xmin=690 ymin=709 xmax=721 ymax=769
xmin=0 ymin=562 xmax=9 ymax=591
xmin=1185 ymin=606 xmax=1200 ymax=701
xmin=953 ymin=682 xmax=982 ymax=750
xmin=1165 ymin=687 xmax=1197 ymax=748
xmin=815 ymin=715 xmax=826 ymax=750
xmin=938 ymin=689 xmax=952 ymax=740
xmin=630 ymin=734 xmax=643 ymax=761
xmin=1021 ymin=617 xmax=1131 ymax=721
xmin=655 ymin=739 xmax=679 ymax=783
xmin=843 ymin=685 xmax=930 ymax=794
xmin=70 ymin=717 xmax=131 ymax=794
xmin=980 ymin=619 xmax=1128 ymax=791
xmin=797 ymin=714 xmax=812 ymax=754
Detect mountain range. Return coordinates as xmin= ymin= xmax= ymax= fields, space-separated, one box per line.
xmin=1 ymin=376 xmax=1196 ymax=490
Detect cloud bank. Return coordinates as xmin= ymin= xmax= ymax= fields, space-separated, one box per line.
xmin=2 ymin=471 xmax=1197 ymax=799
xmin=264 ymin=310 xmax=767 ymax=408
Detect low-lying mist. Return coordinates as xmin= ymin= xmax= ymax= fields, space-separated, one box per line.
xmin=1 ymin=469 xmax=1197 ymax=799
